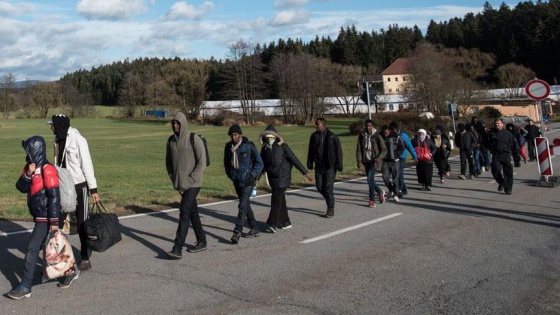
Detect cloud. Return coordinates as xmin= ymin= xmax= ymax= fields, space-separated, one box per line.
xmin=76 ymin=0 xmax=149 ymax=20
xmin=164 ymin=1 xmax=214 ymax=20
xmin=269 ymin=9 xmax=309 ymax=26
xmin=273 ymin=0 xmax=310 ymax=9
xmin=0 ymin=1 xmax=35 ymax=16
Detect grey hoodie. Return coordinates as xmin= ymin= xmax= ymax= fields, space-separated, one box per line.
xmin=166 ymin=112 xmax=206 ymax=192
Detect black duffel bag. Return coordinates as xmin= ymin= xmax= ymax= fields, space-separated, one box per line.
xmin=84 ymin=202 xmax=122 ymax=252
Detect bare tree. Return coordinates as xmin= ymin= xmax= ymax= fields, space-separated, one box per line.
xmin=271 ymin=53 xmax=333 ymax=123
xmin=1 ymin=73 xmax=16 ymax=118
xmin=331 ymin=63 xmax=363 ymax=115
xmin=31 ymin=82 xmax=62 ymax=118
xmin=118 ymin=72 xmax=144 ymax=117
xmin=224 ymin=40 xmax=267 ymax=124
xmin=162 ymin=60 xmax=209 ymax=119
xmin=495 ymin=63 xmax=536 ymax=98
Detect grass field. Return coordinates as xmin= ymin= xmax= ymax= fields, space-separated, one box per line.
xmin=0 ymin=116 xmax=366 ymax=221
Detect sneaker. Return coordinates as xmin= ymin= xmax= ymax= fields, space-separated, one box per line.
xmin=231 ymin=232 xmax=241 ymax=244
xmin=368 ymin=200 xmax=376 ymax=208
xmin=440 ymin=178 xmax=445 ymax=183
xmin=78 ymin=260 xmax=91 ymax=271
xmin=393 ymin=196 xmax=400 ymax=202
xmin=266 ymin=225 xmax=277 ymax=233
xmin=377 ymin=192 xmax=385 ymax=204
xmin=458 ymin=174 xmax=466 ymax=180
xmin=167 ymin=249 xmax=182 ymax=259
xmin=505 ymin=190 xmax=512 ymax=195
xmin=58 ymin=269 xmax=80 ymax=289
xmin=325 ymin=208 xmax=334 ymax=218
xmin=426 ymin=186 xmax=432 ymax=191
xmin=402 ymin=189 xmax=408 ymax=196
xmin=6 ymin=285 xmax=32 ymax=300
xmin=245 ymin=228 xmax=260 ymax=238
xmin=397 ymin=192 xmax=403 ymax=198
xmin=279 ymin=223 xmax=292 ymax=229
xmin=188 ymin=242 xmax=207 ymax=253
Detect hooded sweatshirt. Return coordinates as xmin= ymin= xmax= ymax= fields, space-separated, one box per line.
xmin=166 ymin=111 xmax=206 ymax=193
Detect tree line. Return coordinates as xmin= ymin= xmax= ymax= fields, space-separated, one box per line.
xmin=0 ymin=1 xmax=556 ymax=123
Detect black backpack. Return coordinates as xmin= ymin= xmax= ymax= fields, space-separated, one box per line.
xmin=190 ymin=132 xmax=210 ymax=167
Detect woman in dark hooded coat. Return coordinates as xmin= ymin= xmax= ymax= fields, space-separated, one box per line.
xmin=259 ymin=125 xmax=312 ymax=232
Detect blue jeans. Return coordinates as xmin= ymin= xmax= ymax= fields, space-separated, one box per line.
xmin=473 ymin=149 xmax=481 ymax=174
xmin=315 ymin=168 xmax=336 ymax=209
xmin=365 ymin=163 xmax=383 ymax=201
xmin=21 ymin=221 xmax=49 ymax=288
xmin=234 ymin=185 xmax=257 ymax=233
xmin=173 ymin=187 xmax=206 ymax=250
xmin=382 ymin=161 xmax=400 ymax=194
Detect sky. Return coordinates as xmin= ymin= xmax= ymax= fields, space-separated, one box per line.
xmin=0 ymin=0 xmax=515 ymax=81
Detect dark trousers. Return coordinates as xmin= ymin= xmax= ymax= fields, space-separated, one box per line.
xmin=315 ymin=168 xmax=336 ymax=209
xmin=266 ymin=187 xmax=289 ymax=228
xmin=434 ymin=157 xmax=448 ymax=179
xmin=459 ymin=150 xmax=474 ymax=175
xmin=491 ymin=153 xmax=514 ymax=192
xmin=173 ymin=187 xmax=206 ymax=250
xmin=234 ymin=185 xmax=257 ymax=233
xmin=416 ymin=161 xmax=434 ymax=187
xmin=365 ymin=163 xmax=383 ymax=201
xmin=59 ymin=186 xmax=90 ymax=260
xmin=398 ymin=158 xmax=408 ymax=193
xmin=382 ymin=161 xmax=400 ymax=194
xmin=527 ymin=139 xmax=537 ymax=160
xmin=21 ymin=221 xmax=49 ymax=288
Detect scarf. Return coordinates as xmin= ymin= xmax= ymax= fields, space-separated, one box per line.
xmin=434 ymin=137 xmax=441 ymax=148
xmin=230 ymin=140 xmax=243 ymax=170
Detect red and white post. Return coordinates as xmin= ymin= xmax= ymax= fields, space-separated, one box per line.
xmin=536 ymin=137 xmax=552 ymax=179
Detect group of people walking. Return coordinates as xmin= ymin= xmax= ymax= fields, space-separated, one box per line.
xmin=7 ymin=112 xmax=544 ymax=300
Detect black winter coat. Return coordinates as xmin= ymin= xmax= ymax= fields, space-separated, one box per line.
xmin=260 ymin=141 xmax=308 ymax=189
xmin=307 ymin=129 xmax=343 ymax=171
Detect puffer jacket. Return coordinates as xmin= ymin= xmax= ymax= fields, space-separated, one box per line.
xmin=259 ymin=125 xmax=309 ymax=189
xmin=16 ymin=136 xmax=60 ymax=225
xmin=224 ymin=136 xmax=264 ymax=188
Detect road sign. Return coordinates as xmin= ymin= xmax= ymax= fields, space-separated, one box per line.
xmin=525 ymin=79 xmax=551 ymax=100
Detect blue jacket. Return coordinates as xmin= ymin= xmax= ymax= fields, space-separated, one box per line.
xmin=397 ymin=130 xmax=417 ymax=160
xmin=224 ymin=137 xmax=264 ymax=188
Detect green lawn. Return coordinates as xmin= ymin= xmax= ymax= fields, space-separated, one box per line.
xmin=0 ymin=117 xmax=364 ymax=221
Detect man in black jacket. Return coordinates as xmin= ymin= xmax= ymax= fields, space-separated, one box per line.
xmin=488 ymin=119 xmax=519 ymax=194
xmin=307 ymin=118 xmax=343 ymax=218
xmin=524 ymin=119 xmax=541 ymax=162
xmin=380 ymin=125 xmax=404 ymax=201
xmin=454 ymin=123 xmax=476 ymax=179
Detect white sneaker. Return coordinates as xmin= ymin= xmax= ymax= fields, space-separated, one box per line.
xmin=393 ymin=196 xmax=400 ymax=202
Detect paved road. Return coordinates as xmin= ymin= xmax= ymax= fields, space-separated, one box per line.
xmin=2 ymin=126 xmax=560 ymax=315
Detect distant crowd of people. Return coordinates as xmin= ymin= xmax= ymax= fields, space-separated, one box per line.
xmin=7 ymin=113 xmax=545 ymax=300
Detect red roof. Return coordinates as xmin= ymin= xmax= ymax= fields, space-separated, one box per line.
xmin=381 ymin=57 xmax=416 ymax=75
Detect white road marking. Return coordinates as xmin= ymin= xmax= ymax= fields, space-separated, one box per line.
xmin=299 ymin=213 xmax=403 ymax=244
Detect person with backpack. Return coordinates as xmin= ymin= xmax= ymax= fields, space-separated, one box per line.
xmin=380 ymin=125 xmax=404 ymax=201
xmin=166 ymin=112 xmax=208 ymax=258
xmin=389 ymin=122 xmax=417 ymax=197
xmin=224 ymin=124 xmax=264 ymax=244
xmin=412 ymin=129 xmax=436 ymax=191
xmin=6 ymin=136 xmax=80 ymax=300
xmin=48 ymin=114 xmax=99 ymax=271
xmin=356 ymin=119 xmax=387 ymax=207
xmin=259 ymin=125 xmax=312 ymax=233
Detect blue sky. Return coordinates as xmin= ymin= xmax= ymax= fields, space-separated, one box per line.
xmin=0 ymin=0 xmax=515 ymax=81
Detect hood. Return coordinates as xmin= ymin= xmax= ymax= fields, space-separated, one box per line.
xmin=51 ymin=114 xmax=70 ymax=141
xmin=259 ymin=124 xmax=284 ymax=145
xmin=22 ymin=135 xmax=48 ymax=166
xmin=172 ymin=111 xmax=189 ymax=139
